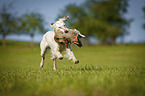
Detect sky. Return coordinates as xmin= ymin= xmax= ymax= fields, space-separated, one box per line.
xmin=0 ymin=0 xmax=145 ymax=43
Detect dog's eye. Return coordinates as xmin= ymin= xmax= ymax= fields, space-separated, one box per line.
xmin=64 ymin=25 xmax=65 ymax=26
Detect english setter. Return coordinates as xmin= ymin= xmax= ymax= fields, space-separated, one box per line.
xmin=40 ymin=16 xmax=85 ymax=70
xmin=40 ymin=29 xmax=85 ymax=70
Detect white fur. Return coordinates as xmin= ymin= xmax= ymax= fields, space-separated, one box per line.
xmin=50 ymin=16 xmax=69 ymax=33
xmin=40 ymin=31 xmax=78 ymax=70
xmin=74 ymin=29 xmax=86 ymax=37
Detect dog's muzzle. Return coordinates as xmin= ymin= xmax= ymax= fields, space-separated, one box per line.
xmin=73 ymin=35 xmax=82 ymax=47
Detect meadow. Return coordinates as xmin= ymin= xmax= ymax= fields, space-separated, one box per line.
xmin=0 ymin=41 xmax=145 ymax=96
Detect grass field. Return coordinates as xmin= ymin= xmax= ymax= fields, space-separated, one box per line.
xmin=0 ymin=41 xmax=145 ymax=96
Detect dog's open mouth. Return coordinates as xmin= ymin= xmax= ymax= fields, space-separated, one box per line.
xmin=73 ymin=38 xmax=82 ymax=47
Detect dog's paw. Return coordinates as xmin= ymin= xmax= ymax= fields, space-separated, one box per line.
xmin=74 ymin=60 xmax=79 ymax=64
xmin=58 ymin=56 xmax=63 ymax=60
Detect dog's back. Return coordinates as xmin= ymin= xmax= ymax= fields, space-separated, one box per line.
xmin=41 ymin=31 xmax=57 ymax=48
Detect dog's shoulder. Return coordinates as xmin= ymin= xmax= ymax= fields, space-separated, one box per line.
xmin=42 ymin=31 xmax=55 ymax=42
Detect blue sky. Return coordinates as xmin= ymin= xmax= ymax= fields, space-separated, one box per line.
xmin=0 ymin=0 xmax=145 ymax=43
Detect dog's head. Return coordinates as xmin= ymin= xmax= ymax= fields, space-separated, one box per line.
xmin=51 ymin=16 xmax=69 ymax=33
xmin=64 ymin=29 xmax=85 ymax=47
xmin=54 ymin=29 xmax=85 ymax=47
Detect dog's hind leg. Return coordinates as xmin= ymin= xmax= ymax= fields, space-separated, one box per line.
xmin=40 ymin=56 xmax=45 ymax=68
xmin=53 ymin=58 xmax=57 ymax=70
xmin=40 ymin=41 xmax=48 ymax=68
xmin=40 ymin=47 xmax=48 ymax=68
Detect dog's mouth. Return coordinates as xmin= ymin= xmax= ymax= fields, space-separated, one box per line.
xmin=72 ymin=36 xmax=82 ymax=47
xmin=73 ymin=42 xmax=82 ymax=47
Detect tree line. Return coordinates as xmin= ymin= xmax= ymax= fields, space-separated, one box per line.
xmin=0 ymin=2 xmax=47 ymax=46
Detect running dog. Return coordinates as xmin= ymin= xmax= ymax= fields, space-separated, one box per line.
xmin=40 ymin=29 xmax=85 ymax=70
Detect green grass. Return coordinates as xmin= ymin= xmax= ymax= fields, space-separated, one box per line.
xmin=0 ymin=41 xmax=145 ymax=96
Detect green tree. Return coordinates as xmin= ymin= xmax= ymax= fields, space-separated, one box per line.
xmin=57 ymin=0 xmax=132 ymax=45
xmin=0 ymin=3 xmax=17 ymax=46
xmin=19 ymin=12 xmax=46 ymax=46
xmin=88 ymin=0 xmax=131 ymax=44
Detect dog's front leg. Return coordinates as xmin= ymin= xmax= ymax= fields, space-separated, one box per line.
xmin=65 ymin=48 xmax=79 ymax=64
xmin=51 ymin=45 xmax=63 ymax=60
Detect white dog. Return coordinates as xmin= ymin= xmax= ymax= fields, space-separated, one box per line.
xmin=40 ymin=16 xmax=85 ymax=70
xmin=40 ymin=28 xmax=85 ymax=70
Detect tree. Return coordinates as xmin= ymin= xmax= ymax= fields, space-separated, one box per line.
xmin=57 ymin=0 xmax=132 ymax=45
xmin=0 ymin=3 xmax=17 ymax=46
xmin=89 ymin=0 xmax=131 ymax=44
xmin=143 ymin=6 xmax=145 ymax=29
xmin=18 ymin=12 xmax=46 ymax=46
